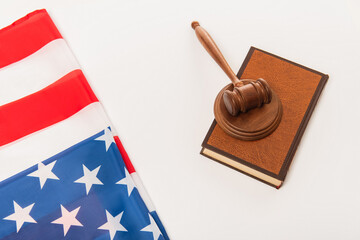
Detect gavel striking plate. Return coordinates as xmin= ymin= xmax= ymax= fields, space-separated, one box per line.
xmin=192 ymin=21 xmax=282 ymax=140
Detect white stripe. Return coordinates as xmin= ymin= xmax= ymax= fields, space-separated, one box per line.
xmin=0 ymin=39 xmax=79 ymax=106
xmin=0 ymin=102 xmax=110 ymax=182
xmin=131 ymin=172 xmax=156 ymax=212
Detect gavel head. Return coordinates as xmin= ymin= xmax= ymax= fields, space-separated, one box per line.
xmin=223 ymin=78 xmax=272 ymax=116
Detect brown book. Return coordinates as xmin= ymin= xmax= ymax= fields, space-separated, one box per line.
xmin=201 ymin=47 xmax=328 ymax=188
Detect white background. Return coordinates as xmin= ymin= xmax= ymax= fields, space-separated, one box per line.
xmin=1 ymin=0 xmax=360 ymax=239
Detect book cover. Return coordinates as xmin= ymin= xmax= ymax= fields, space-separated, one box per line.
xmin=201 ymin=47 xmax=328 ymax=188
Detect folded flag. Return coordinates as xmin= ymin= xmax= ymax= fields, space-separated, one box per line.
xmin=0 ymin=9 xmax=169 ymax=240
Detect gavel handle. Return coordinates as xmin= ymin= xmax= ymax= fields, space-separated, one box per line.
xmin=192 ymin=21 xmax=243 ymax=87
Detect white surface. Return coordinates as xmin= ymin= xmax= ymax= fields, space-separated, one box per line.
xmin=1 ymin=0 xmax=360 ymax=239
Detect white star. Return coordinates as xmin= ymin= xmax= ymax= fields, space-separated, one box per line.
xmin=51 ymin=205 xmax=83 ymax=236
xmin=116 ymin=167 xmax=136 ymax=197
xmin=95 ymin=128 xmax=115 ymax=152
xmin=28 ymin=161 xmax=59 ymax=189
xmin=141 ymin=214 xmax=162 ymax=240
xmin=98 ymin=210 xmax=127 ymax=240
xmin=3 ymin=201 xmax=37 ymax=232
xmin=74 ymin=165 xmax=103 ymax=194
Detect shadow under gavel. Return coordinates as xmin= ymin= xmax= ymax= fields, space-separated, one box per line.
xmin=191 ymin=21 xmax=272 ymax=116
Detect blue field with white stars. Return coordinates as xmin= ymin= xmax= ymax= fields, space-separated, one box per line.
xmin=0 ymin=128 xmax=164 ymax=240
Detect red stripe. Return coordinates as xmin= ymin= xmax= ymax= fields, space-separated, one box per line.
xmin=0 ymin=9 xmax=62 ymax=69
xmin=0 ymin=70 xmax=98 ymax=146
xmin=114 ymin=136 xmax=136 ymax=174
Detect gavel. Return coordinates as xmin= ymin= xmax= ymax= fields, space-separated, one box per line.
xmin=191 ymin=21 xmax=272 ymax=116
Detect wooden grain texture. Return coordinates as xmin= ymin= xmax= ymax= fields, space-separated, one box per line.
xmin=203 ymin=47 xmax=328 ymax=180
xmin=192 ymin=21 xmax=282 ymax=139
xmin=214 ymin=82 xmax=282 ymax=141
xmin=223 ymin=78 xmax=272 ymax=116
xmin=192 ymin=21 xmax=243 ymax=87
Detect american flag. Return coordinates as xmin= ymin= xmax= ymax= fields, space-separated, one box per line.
xmin=0 ymin=9 xmax=168 ymax=240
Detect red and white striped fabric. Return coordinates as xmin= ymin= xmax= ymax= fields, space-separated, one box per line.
xmin=0 ymin=9 xmax=168 ymax=239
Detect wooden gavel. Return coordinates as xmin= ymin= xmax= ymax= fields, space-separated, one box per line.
xmin=192 ymin=21 xmax=272 ymax=116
